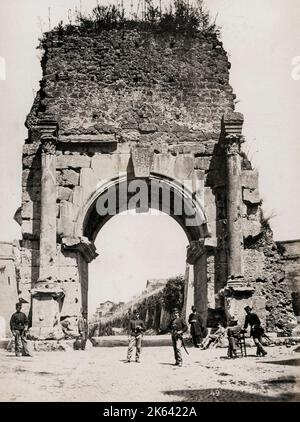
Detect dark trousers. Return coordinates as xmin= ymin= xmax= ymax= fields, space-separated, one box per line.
xmin=253 ymin=335 xmax=267 ymax=356
xmin=79 ymin=333 xmax=87 ymax=350
xmin=14 ymin=330 xmax=30 ymax=356
xmin=227 ymin=337 xmax=237 ymax=358
xmin=192 ymin=334 xmax=201 ymax=347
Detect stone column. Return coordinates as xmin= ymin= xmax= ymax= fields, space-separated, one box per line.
xmin=222 ymin=112 xmax=245 ymax=280
xmin=29 ymin=119 xmax=61 ymax=339
xmin=182 ymin=262 xmax=194 ymax=321
xmin=221 ymin=112 xmax=256 ymax=322
xmin=39 ymin=134 xmax=58 ymax=283
xmin=186 ymin=239 xmax=207 ymax=326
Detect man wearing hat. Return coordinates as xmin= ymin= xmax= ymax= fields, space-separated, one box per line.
xmin=243 ymin=305 xmax=267 ymax=356
xmin=10 ymin=302 xmax=31 ymax=357
xmin=77 ymin=309 xmax=88 ymax=350
xmin=169 ymin=308 xmax=188 ymax=367
xmin=227 ymin=316 xmax=241 ymax=358
xmin=188 ymin=306 xmax=205 ymax=348
xmin=127 ymin=310 xmax=145 ymax=363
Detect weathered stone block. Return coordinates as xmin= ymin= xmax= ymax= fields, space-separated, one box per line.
xmin=57 ymin=201 xmax=76 ymax=237
xmin=57 ymin=169 xmax=80 ymax=187
xmin=21 ymin=201 xmax=34 ymax=219
xmin=56 ymin=155 xmax=91 ymax=169
xmin=119 ymin=130 xmax=140 ymax=142
xmin=21 ymin=248 xmax=40 ymax=267
xmin=243 ymin=249 xmax=265 ymax=281
xmin=194 ymin=156 xmax=211 ymax=171
xmin=71 ymin=185 xmax=86 ymax=207
xmin=243 ymin=188 xmax=261 ymax=204
xmin=19 ymin=265 xmax=39 ymax=281
xmin=58 ymin=266 xmax=79 ymax=282
xmin=241 ymin=170 xmax=259 ymax=189
xmin=242 ymin=218 xmax=262 ymax=238
xmin=117 ymin=143 xmax=131 ymax=154
xmin=22 ymin=219 xmax=40 ymax=237
xmin=139 ymin=123 xmax=157 ymax=133
xmin=174 ymin=155 xmax=194 ymax=180
xmin=204 ymin=187 xmax=216 ymax=237
xmin=60 ymin=281 xmax=81 ymax=317
xmin=91 ymin=154 xmax=119 ymax=180
xmin=23 ymin=144 xmax=39 ymax=156
xmin=57 ymin=186 xmax=72 ymax=201
xmin=57 ymin=249 xmax=78 ymax=267
xmin=204 ymin=141 xmax=217 ymax=155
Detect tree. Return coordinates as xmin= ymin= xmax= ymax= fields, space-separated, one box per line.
xmin=162 ymin=275 xmax=185 ymax=313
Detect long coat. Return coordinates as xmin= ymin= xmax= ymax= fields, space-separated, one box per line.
xmin=188 ymin=312 xmax=205 ymax=337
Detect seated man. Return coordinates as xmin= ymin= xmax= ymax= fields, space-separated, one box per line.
xmin=201 ymin=322 xmax=226 ymax=349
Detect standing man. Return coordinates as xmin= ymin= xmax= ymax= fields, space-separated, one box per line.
xmin=127 ymin=309 xmax=145 ymax=363
xmin=169 ymin=308 xmax=188 ymax=367
xmin=243 ymin=305 xmax=267 ymax=356
xmin=227 ymin=316 xmax=240 ymax=358
xmin=188 ymin=306 xmax=205 ymax=348
xmin=77 ymin=310 xmax=88 ymax=351
xmin=10 ymin=302 xmax=31 ymax=357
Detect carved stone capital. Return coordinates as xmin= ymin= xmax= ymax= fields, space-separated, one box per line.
xmin=223 ymin=134 xmax=245 ymax=155
xmin=41 ymin=134 xmax=58 ymax=155
xmin=31 ymin=285 xmax=65 ymax=299
xmin=186 ymin=239 xmax=206 ymax=264
xmin=220 ymin=277 xmax=255 ymax=297
xmin=222 ymin=112 xmax=245 ymax=155
xmin=223 ymin=112 xmax=244 ymax=134
xmin=131 ymin=146 xmax=154 ymax=178
xmin=62 ymin=236 xmax=99 ymax=263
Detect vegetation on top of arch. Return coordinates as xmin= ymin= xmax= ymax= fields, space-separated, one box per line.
xmin=47 ymin=1 xmax=220 ymax=40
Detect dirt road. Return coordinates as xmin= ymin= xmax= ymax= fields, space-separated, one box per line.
xmin=0 ymin=345 xmax=299 ymax=402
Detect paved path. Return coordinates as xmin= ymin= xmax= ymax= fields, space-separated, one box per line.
xmin=0 ymin=345 xmax=299 ymax=402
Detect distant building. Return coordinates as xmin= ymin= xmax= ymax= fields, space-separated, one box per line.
xmin=95 ymin=300 xmax=114 ymax=318
xmin=94 ymin=300 xmax=125 ymax=320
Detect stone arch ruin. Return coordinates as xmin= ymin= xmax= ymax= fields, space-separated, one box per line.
xmin=8 ymin=27 xmax=298 ymax=339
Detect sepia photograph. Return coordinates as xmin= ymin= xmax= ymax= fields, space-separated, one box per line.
xmin=0 ymin=0 xmax=299 ymax=408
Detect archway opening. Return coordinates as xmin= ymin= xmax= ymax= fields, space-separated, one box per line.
xmin=88 ymin=209 xmax=189 ymax=337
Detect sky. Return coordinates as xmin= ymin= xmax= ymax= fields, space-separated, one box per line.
xmin=0 ymin=1 xmax=300 ymax=312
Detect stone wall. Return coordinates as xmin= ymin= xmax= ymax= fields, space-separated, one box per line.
xmin=277 ymin=240 xmax=300 ymax=325
xmin=0 ymin=242 xmax=19 ymax=337
xmin=29 ymin=30 xmax=234 ymax=140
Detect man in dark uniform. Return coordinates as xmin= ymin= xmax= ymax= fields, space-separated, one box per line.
xmin=188 ymin=306 xmax=205 ymax=348
xmin=243 ymin=305 xmax=267 ymax=356
xmin=77 ymin=310 xmax=88 ymax=350
xmin=127 ymin=310 xmax=145 ymax=363
xmin=227 ymin=316 xmax=241 ymax=358
xmin=10 ymin=302 xmax=31 ymax=357
xmin=169 ymin=308 xmax=188 ymax=367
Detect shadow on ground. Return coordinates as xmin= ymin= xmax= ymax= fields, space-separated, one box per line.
xmin=163 ymin=389 xmax=300 ymax=402
xmin=262 ymin=358 xmax=300 ymax=366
